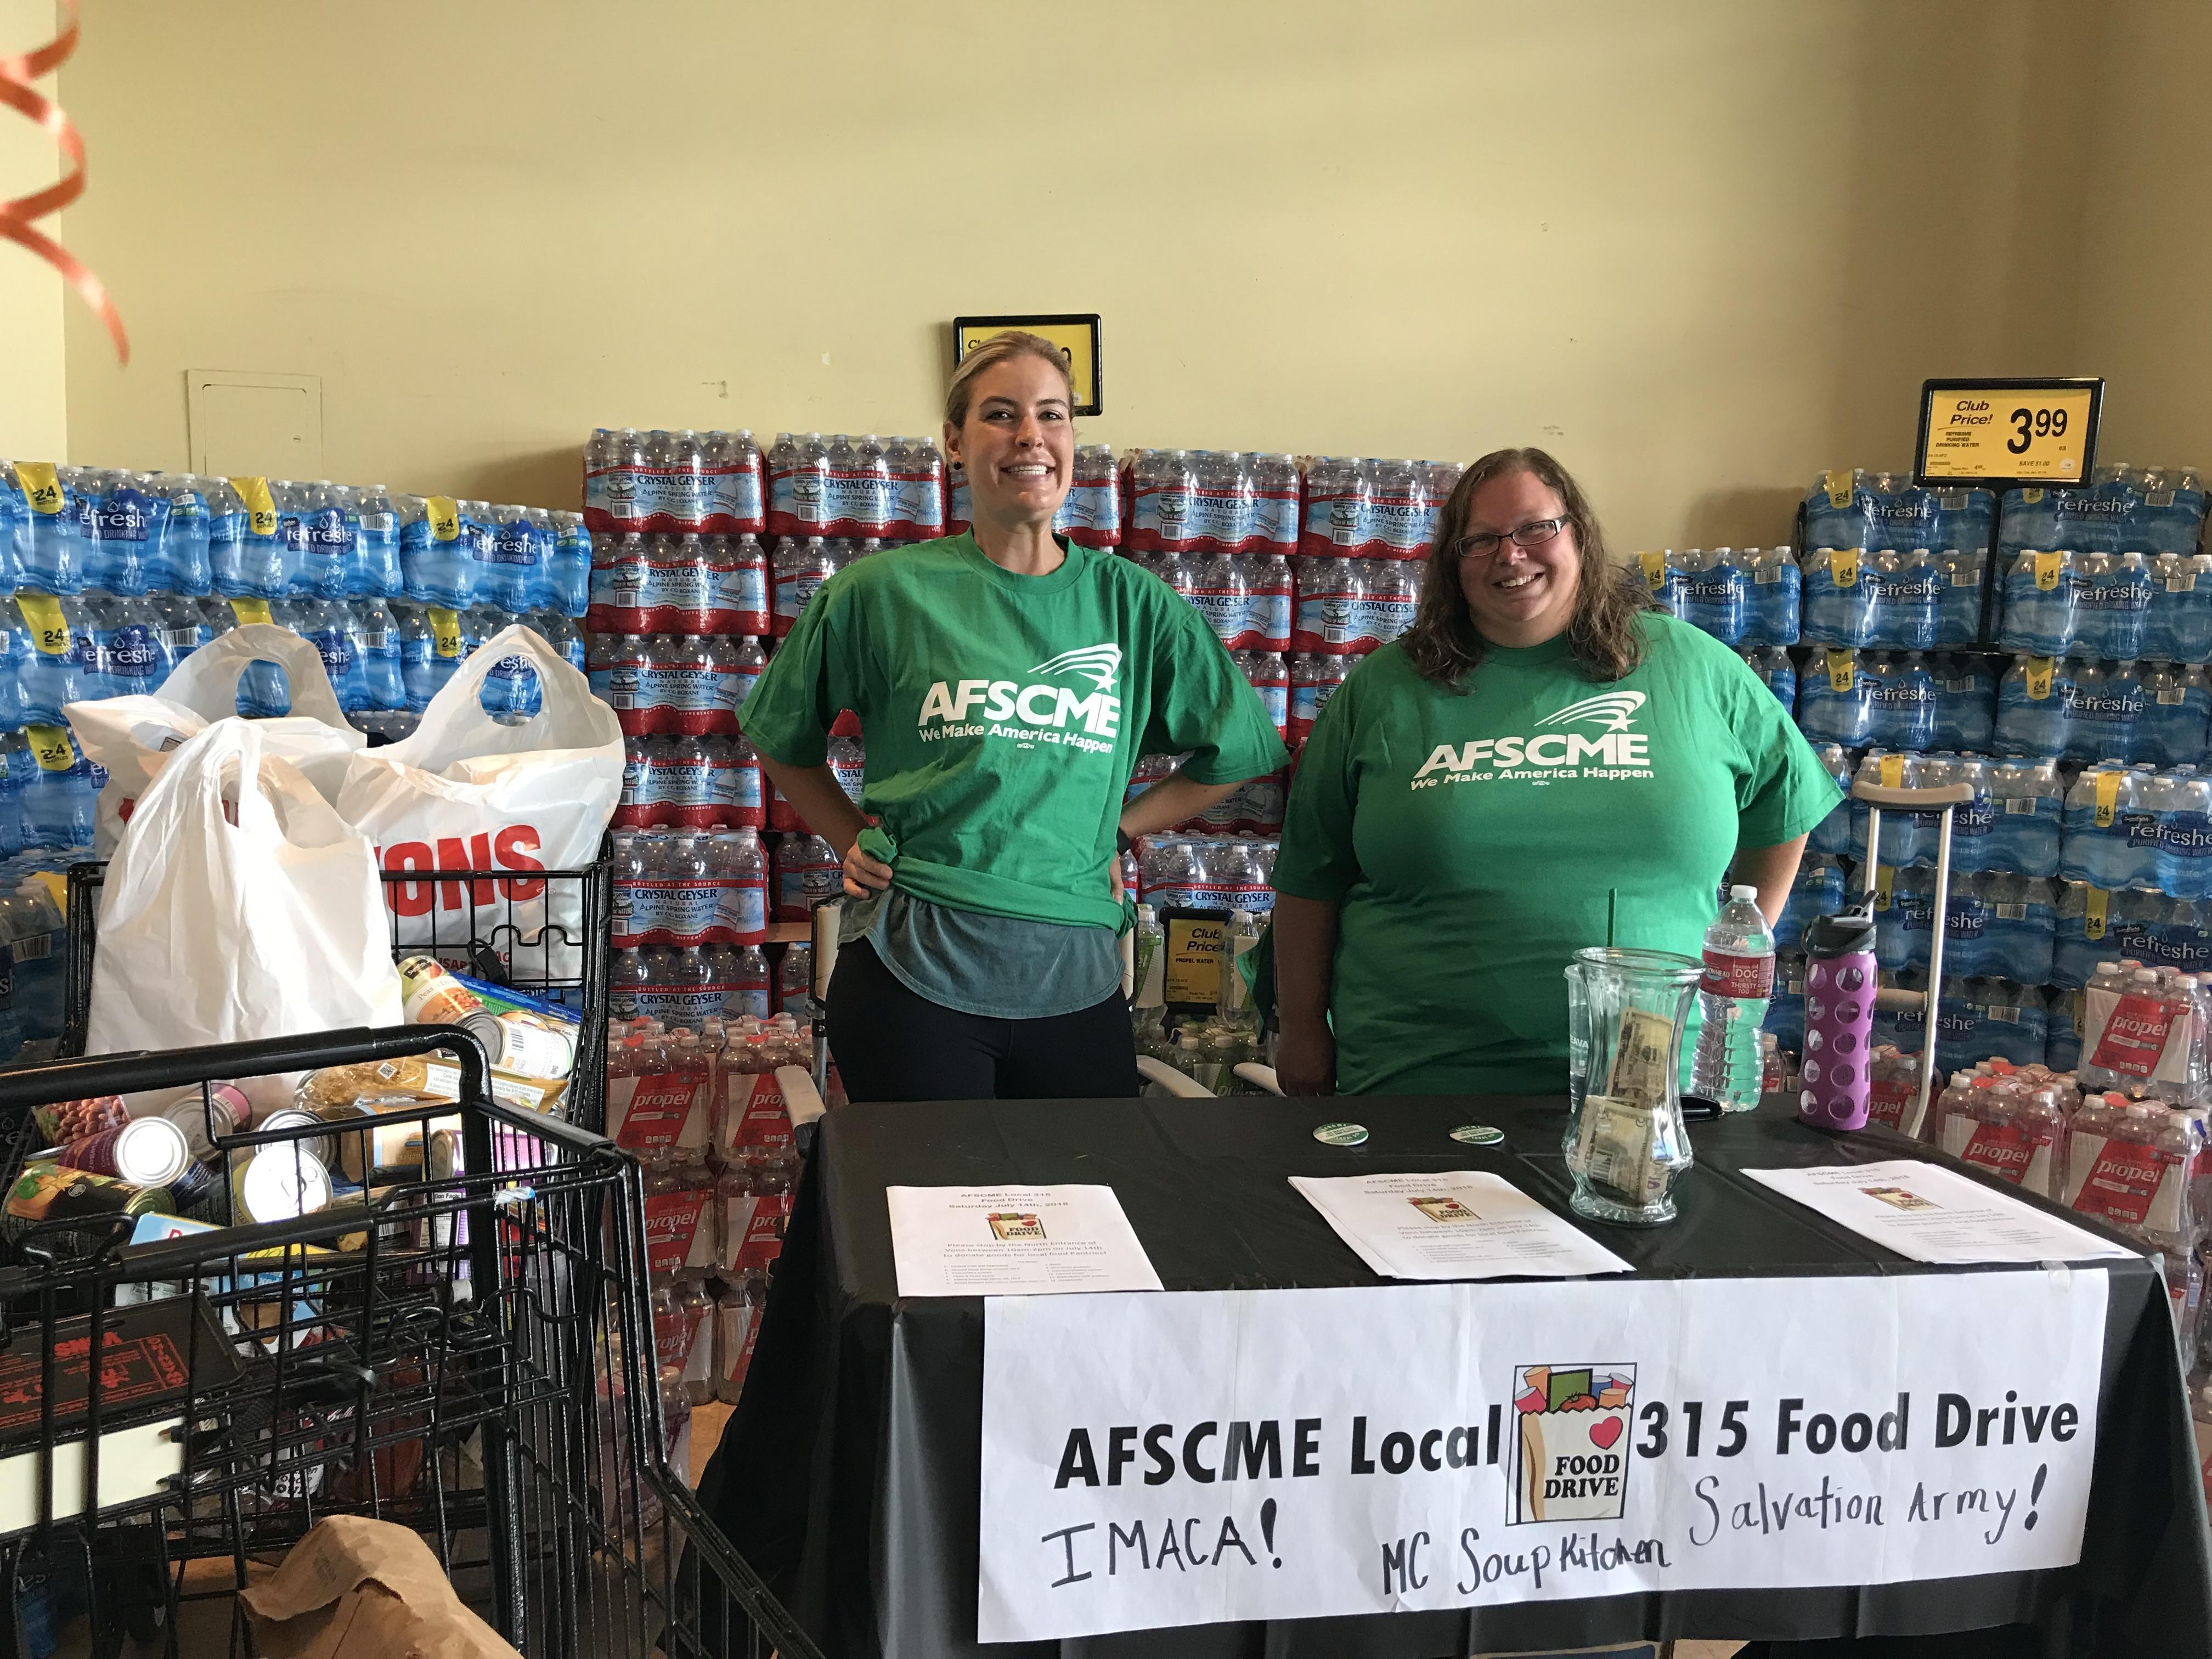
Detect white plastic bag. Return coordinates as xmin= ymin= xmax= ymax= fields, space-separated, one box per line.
xmin=335 ymin=625 xmax=620 ymax=973
xmin=66 ymin=624 xmax=365 ymax=854
xmin=85 ymin=718 xmax=403 ymax=1057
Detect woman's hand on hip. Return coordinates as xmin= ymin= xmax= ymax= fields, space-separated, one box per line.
xmin=1273 ymin=1018 xmax=1337 ymax=1097
xmin=842 ymin=841 xmax=893 ymax=899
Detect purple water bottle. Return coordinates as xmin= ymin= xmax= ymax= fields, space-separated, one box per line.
xmin=1799 ymin=900 xmax=1877 ymax=1131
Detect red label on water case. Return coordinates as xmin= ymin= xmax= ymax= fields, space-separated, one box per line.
xmin=643 ymin=1191 xmax=710 ymax=1276
xmin=1959 ymin=1121 xmax=2040 ymax=1183
xmin=2073 ymin=1140 xmax=2168 ymax=1227
xmin=1867 ymin=1076 xmax=1914 ymax=1131
xmin=2090 ymin=992 xmax=2178 ymax=1076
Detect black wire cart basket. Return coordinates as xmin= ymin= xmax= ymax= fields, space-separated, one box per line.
xmin=0 ymin=1026 xmax=819 ymax=1659
xmin=55 ymin=845 xmax=616 ymax=1132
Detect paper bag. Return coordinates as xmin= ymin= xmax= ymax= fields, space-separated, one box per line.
xmin=240 ymin=1515 xmax=519 ymax=1659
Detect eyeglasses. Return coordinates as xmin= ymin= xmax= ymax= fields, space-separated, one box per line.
xmin=1452 ymin=517 xmax=1568 ymax=560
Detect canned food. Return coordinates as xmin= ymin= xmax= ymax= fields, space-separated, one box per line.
xmin=252 ymin=1105 xmax=336 ymax=1169
xmin=357 ymin=1105 xmax=464 ymax=1182
xmin=168 ymin=1158 xmax=219 ymax=1212
xmin=419 ymin=1127 xmax=467 ymax=1256
xmin=55 ymin=1116 xmax=191 ymax=1187
xmin=3 ymin=1161 xmax=171 ymax=1235
xmin=153 ymin=1084 xmax=249 ymax=1158
xmin=397 ymin=954 xmax=507 ymax=1049
xmin=425 ymin=968 xmax=582 ymax=1080
xmin=307 ymin=1099 xmax=459 ymax=1186
xmin=473 ymin=1010 xmax=573 ymax=1081
xmin=229 ymin=1146 xmax=332 ymax=1223
xmin=32 ymin=1096 xmax=127 ymax=1144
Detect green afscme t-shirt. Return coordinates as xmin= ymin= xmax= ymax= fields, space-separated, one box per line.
xmin=1271 ymin=614 xmax=1842 ymax=1096
xmin=740 ymin=534 xmax=1289 ymax=930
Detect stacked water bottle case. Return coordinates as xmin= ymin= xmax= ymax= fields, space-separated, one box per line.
xmin=0 ymin=460 xmax=591 ymax=850
xmin=1752 ymin=461 xmax=2212 ymax=1087
xmin=580 ymin=431 xmax=1468 ymax=1045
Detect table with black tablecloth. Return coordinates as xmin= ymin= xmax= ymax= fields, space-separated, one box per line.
xmin=693 ymin=1095 xmax=2212 ymax=1659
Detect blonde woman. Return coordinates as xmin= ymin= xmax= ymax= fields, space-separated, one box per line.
xmin=741 ymin=332 xmax=1287 ymax=1100
xmin=1270 ymin=447 xmax=1840 ymax=1096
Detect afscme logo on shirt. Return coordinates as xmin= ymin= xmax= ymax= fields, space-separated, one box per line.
xmin=916 ymin=643 xmax=1124 ymax=747
xmin=1412 ymin=690 xmax=1653 ymax=788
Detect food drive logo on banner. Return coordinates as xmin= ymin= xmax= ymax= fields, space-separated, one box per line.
xmin=977 ymin=1276 xmax=2105 ymax=1641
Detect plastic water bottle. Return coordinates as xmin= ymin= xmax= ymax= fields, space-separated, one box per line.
xmin=347 ymin=484 xmax=402 ymax=597
xmin=402 ymin=494 xmax=473 ymax=609
xmin=18 ymin=726 xmax=92 ymax=849
xmin=5 ymin=882 xmax=64 ymax=1044
xmin=150 ymin=472 xmax=212 ymax=595
xmin=0 ymin=740 xmax=23 ymax=858
xmin=12 ymin=592 xmax=91 ymax=724
xmin=395 ymin=603 xmax=438 ymax=711
xmin=1692 ymin=886 xmax=1775 ymax=1110
xmin=354 ymin=596 xmax=405 ymax=710
xmin=300 ymin=599 xmax=370 ymax=711
xmin=549 ymin=509 xmax=591 ymax=617
xmin=97 ymin=592 xmax=178 ymax=699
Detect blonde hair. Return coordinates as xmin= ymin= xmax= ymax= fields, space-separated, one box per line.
xmin=1399 ymin=447 xmax=1650 ymax=690
xmin=945 ymin=330 xmax=1077 ymax=427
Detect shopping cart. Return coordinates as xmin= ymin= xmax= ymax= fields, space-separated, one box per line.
xmin=54 ymin=843 xmax=616 ymax=1132
xmin=0 ymin=1025 xmax=821 ymax=1659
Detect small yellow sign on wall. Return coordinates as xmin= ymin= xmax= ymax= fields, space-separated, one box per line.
xmin=1915 ymin=378 xmax=2102 ymax=487
xmin=953 ymin=314 xmax=1102 ymax=416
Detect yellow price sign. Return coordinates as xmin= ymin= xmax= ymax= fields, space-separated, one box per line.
xmin=1915 ymin=378 xmax=2101 ymax=486
xmin=1160 ymin=912 xmax=1223 ymax=1007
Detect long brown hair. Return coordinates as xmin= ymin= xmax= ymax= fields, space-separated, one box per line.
xmin=1398 ymin=447 xmax=1650 ymax=690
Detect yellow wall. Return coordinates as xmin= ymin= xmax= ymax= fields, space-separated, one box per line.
xmin=0 ymin=0 xmax=66 ymax=462
xmin=2074 ymin=0 xmax=2212 ymax=471
xmin=56 ymin=1 xmax=2108 ymax=548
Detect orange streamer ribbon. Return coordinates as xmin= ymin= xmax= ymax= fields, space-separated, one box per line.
xmin=0 ymin=0 xmax=128 ymax=364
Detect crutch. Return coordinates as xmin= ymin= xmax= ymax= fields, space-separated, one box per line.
xmin=1852 ymin=775 xmax=1976 ymax=1137
xmin=810 ymin=898 xmax=842 ymax=1103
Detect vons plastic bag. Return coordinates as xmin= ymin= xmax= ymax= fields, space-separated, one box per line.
xmin=66 ymin=624 xmax=365 ymax=854
xmin=336 ymin=625 xmax=620 ymax=976
xmin=85 ymin=719 xmax=402 ymax=1056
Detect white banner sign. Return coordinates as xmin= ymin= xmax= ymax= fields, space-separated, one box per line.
xmin=978 ymin=1270 xmax=2109 ymax=1641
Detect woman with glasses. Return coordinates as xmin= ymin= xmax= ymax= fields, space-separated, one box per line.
xmin=1268 ymin=447 xmax=1840 ymax=1097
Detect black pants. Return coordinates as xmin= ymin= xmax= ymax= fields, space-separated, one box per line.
xmin=826 ymin=939 xmax=1139 ymax=1102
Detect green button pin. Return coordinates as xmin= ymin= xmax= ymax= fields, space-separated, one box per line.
xmin=1449 ymin=1125 xmax=1504 ymax=1146
xmin=1312 ymin=1122 xmax=1369 ymax=1147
